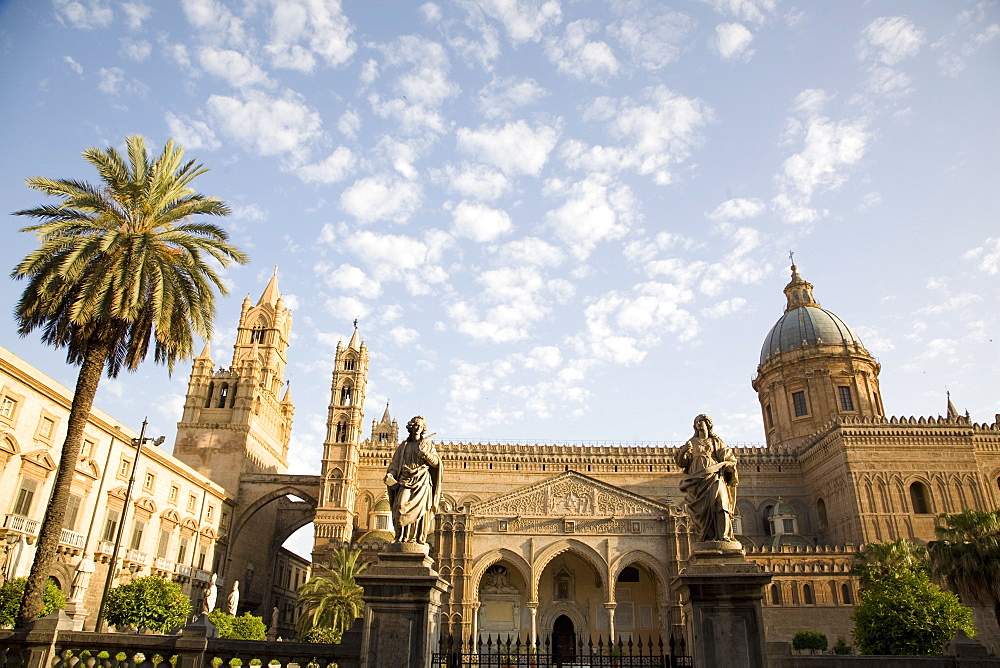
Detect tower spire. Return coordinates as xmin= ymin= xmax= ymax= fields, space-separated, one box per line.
xmin=783 ymin=258 xmax=819 ymax=312
xmin=258 ymin=266 xmax=280 ymax=307
xmin=347 ymin=319 xmax=361 ymax=351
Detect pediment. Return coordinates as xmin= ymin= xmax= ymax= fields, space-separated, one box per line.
xmin=22 ymin=449 xmax=56 ymax=472
xmin=474 ymin=471 xmax=671 ymax=518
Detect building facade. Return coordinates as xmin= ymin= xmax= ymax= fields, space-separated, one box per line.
xmin=318 ymin=264 xmax=1000 ymax=650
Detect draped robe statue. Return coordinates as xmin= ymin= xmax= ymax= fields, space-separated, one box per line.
xmin=384 ymin=416 xmax=442 ymax=544
xmin=675 ymin=414 xmax=739 ymax=544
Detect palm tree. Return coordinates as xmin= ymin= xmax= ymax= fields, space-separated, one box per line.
xmin=928 ymin=509 xmax=1000 ymax=631
xmin=295 ymin=548 xmax=368 ymax=642
xmin=853 ymin=538 xmax=928 ymax=588
xmin=10 ymin=135 xmax=247 ymax=627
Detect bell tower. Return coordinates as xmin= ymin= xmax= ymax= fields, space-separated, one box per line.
xmin=174 ymin=268 xmax=294 ymax=492
xmin=313 ymin=322 xmax=368 ymax=561
xmin=753 ymin=263 xmax=883 ymax=449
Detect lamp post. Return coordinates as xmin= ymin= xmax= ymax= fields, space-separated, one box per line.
xmin=93 ymin=418 xmax=164 ymax=632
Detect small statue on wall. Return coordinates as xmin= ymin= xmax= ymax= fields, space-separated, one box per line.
xmin=675 ymin=414 xmax=740 ymax=545
xmin=384 ymin=415 xmax=442 ymax=544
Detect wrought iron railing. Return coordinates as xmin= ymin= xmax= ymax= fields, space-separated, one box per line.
xmin=433 ymin=633 xmax=692 ymax=668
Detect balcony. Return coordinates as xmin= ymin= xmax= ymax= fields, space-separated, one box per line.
xmin=193 ymin=569 xmax=212 ymax=583
xmin=1 ymin=514 xmax=39 ymax=542
xmin=153 ymin=557 xmax=175 ymax=575
xmin=57 ymin=528 xmax=86 ymax=555
xmin=174 ymin=563 xmax=193 ymax=582
xmin=95 ymin=540 xmax=116 ymax=562
xmin=122 ymin=548 xmax=149 ymax=572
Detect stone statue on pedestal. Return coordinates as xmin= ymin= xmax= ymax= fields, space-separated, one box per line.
xmin=69 ymin=555 xmax=95 ymax=602
xmin=227 ymin=580 xmax=240 ymax=615
xmin=384 ymin=415 xmax=441 ymax=545
xmin=675 ymin=414 xmax=739 ymax=545
xmin=203 ymin=573 xmax=218 ymax=613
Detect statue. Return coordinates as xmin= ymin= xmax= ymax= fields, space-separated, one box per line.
xmin=384 ymin=415 xmax=442 ymax=544
xmin=268 ymin=606 xmax=280 ymax=639
xmin=227 ymin=580 xmax=240 ymax=615
xmin=675 ymin=414 xmax=739 ymax=544
xmin=69 ymin=554 xmax=95 ymax=602
xmin=203 ymin=573 xmax=218 ymax=613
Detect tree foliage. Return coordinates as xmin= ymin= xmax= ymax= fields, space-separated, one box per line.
xmin=104 ymin=576 xmax=192 ymax=633
xmin=928 ymin=509 xmax=1000 ymax=631
xmin=851 ymin=541 xmax=975 ymax=656
xmin=208 ymin=610 xmax=266 ymax=640
xmin=0 ymin=578 xmax=65 ymax=627
xmin=296 ymin=547 xmax=368 ymax=643
xmin=792 ymin=630 xmax=828 ymax=654
xmin=10 ymin=135 xmax=247 ymax=626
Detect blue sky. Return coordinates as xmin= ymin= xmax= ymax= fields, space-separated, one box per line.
xmin=2 ymin=0 xmax=999 ymax=468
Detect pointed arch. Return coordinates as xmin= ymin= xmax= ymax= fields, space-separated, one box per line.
xmin=533 ymin=539 xmax=608 ymax=601
xmin=609 ymin=550 xmax=670 ymax=602
xmin=469 ymin=549 xmax=532 ymax=600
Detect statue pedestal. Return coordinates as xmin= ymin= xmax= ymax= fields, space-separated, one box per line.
xmin=356 ymin=543 xmax=451 ymax=668
xmin=62 ymin=601 xmax=88 ymax=631
xmin=673 ymin=549 xmax=771 ymax=668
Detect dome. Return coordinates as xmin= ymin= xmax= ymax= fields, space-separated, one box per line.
xmin=373 ymin=497 xmax=391 ymax=513
xmin=762 ymin=533 xmax=813 ymax=549
xmin=759 ymin=265 xmax=865 ymax=365
xmin=768 ymin=499 xmax=797 ymax=518
xmin=358 ymin=529 xmax=394 ymax=546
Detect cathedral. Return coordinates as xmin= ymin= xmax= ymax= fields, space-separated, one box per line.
xmin=312 ymin=263 xmax=1000 ymax=650
xmin=2 ymin=263 xmax=998 ymax=650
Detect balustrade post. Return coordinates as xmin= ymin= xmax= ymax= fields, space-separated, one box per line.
xmin=175 ymin=615 xmax=213 ymax=668
xmin=22 ymin=611 xmax=73 ymax=668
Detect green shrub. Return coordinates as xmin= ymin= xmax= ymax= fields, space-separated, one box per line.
xmin=303 ymin=627 xmax=341 ymax=643
xmin=0 ymin=577 xmax=66 ymax=627
xmin=793 ymin=630 xmax=828 ymax=654
xmin=105 ymin=576 xmax=191 ymax=633
xmin=207 ymin=610 xmax=267 ymax=640
xmin=833 ymin=639 xmax=851 ymax=655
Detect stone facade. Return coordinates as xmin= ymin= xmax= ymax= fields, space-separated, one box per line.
xmin=317 ymin=264 xmax=1000 ymax=650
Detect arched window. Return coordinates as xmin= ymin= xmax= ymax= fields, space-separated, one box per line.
xmin=770 ymin=584 xmax=781 ymax=605
xmin=341 ymin=383 xmax=352 ymax=406
xmin=617 ymin=567 xmax=640 ymax=582
xmin=803 ymin=584 xmax=814 ymax=605
xmin=763 ymin=505 xmax=774 ymax=537
xmin=828 ymin=582 xmax=838 ymax=605
xmin=205 ymin=382 xmax=215 ymax=408
xmin=817 ymin=498 xmax=828 ymax=529
xmin=250 ymin=322 xmax=265 ymax=343
xmin=841 ymin=583 xmax=853 ymax=604
xmin=909 ymin=482 xmax=930 ymax=514
xmin=335 ymin=420 xmax=348 ymax=442
xmin=218 ymin=383 xmax=229 ymax=408
xmin=343 ymin=357 xmax=356 ymax=370
xmin=765 ymin=403 xmax=773 ymax=429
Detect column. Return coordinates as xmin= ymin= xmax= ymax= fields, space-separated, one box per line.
xmin=604 ymin=603 xmax=617 ymax=643
xmin=527 ymin=602 xmax=538 ymax=648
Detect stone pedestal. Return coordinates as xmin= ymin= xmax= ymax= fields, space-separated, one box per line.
xmin=63 ymin=600 xmax=89 ymax=631
xmin=356 ymin=543 xmax=452 ymax=668
xmin=673 ymin=546 xmax=772 ymax=668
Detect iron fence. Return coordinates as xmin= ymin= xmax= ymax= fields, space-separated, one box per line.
xmin=433 ymin=633 xmax=692 ymax=668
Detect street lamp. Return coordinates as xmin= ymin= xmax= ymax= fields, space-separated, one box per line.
xmin=93 ymin=418 xmax=164 ymax=632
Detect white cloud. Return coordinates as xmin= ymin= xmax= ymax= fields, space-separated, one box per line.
xmin=451 ymin=201 xmax=513 ymax=243
xmin=340 ymin=175 xmax=422 ymax=224
xmin=477 ymin=77 xmax=548 ymax=120
xmin=702 ymin=297 xmax=747 ymax=318
xmin=206 ymin=89 xmax=322 ymax=161
xmin=231 ymin=204 xmax=267 ymax=222
xmin=915 ymin=293 xmax=983 ymax=315
xmin=700 ymin=0 xmax=775 ymax=25
xmin=964 ymin=237 xmax=1000 ymax=275
xmin=439 ymin=162 xmax=511 ymax=201
xmin=420 ymin=3 xmax=441 ymax=23
xmin=264 ymin=0 xmax=356 ymax=72
xmin=390 ymin=326 xmax=420 ymax=346
xmin=180 ymin=0 xmax=247 ymax=47
xmin=63 ymin=56 xmax=83 ymax=74
xmin=198 ymin=47 xmax=272 ymax=88
xmin=296 ymin=147 xmax=356 ymax=184
xmin=165 ymin=112 xmax=221 ymax=151
xmin=342 ymin=230 xmax=450 ymax=295
xmin=53 ymin=0 xmax=112 ymax=29
xmin=859 ymin=16 xmax=925 ymax=66
xmin=712 ymin=23 xmax=753 ymax=61
xmin=545 ymin=19 xmax=620 ymax=82
xmin=697 ymin=224 xmax=770 ymax=296
xmin=773 ymin=90 xmax=868 ymax=222
xmin=369 ymin=36 xmax=460 ymax=135
xmin=324 ymin=295 xmax=371 ymax=321
xmin=120 ymin=38 xmax=152 ymax=62
xmin=609 ymin=2 xmax=692 ymax=71
xmin=546 ymin=175 xmax=637 ymax=260
xmin=477 ymin=0 xmax=562 ymax=43
xmin=495 ymin=236 xmax=565 ymax=267
xmin=315 ymin=263 xmax=381 ymax=299
xmin=338 ymin=109 xmax=360 ymax=137
xmin=708 ymin=197 xmax=765 ymax=221
xmin=121 ymin=2 xmax=151 ymax=29
xmin=564 ymin=86 xmax=712 ymax=184
xmin=448 ymin=266 xmax=571 ymax=343
xmin=571 ymin=280 xmax=698 ymax=365
xmin=457 ymin=119 xmax=561 ymax=176
xmin=97 ymin=67 xmax=148 ymax=98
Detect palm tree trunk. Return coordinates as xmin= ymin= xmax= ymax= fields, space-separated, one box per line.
xmin=15 ymin=339 xmax=109 ymax=628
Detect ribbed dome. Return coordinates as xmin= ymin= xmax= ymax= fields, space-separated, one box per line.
xmin=759 ymin=264 xmax=865 ymax=365
xmin=762 ymin=533 xmax=813 ymax=549
xmin=373 ymin=497 xmax=391 ymax=513
xmin=760 ymin=306 xmax=864 ymax=365
xmin=768 ymin=498 xmax=798 ymax=518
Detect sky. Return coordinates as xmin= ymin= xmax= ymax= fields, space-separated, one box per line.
xmin=1 ymin=0 xmax=999 ymax=541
